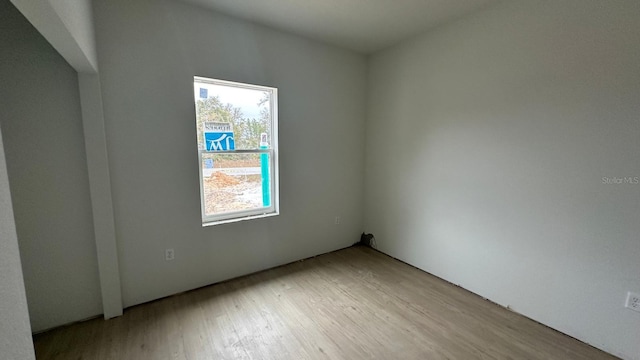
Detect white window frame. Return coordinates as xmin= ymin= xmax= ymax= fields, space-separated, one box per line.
xmin=194 ymin=77 xmax=279 ymax=226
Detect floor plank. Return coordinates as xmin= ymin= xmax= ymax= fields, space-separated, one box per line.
xmin=33 ymin=246 xmax=618 ymax=359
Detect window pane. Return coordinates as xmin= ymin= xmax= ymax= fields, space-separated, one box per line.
xmin=201 ymin=152 xmax=272 ymax=217
xmin=194 ymin=82 xmax=272 ymax=151
xmin=194 ymin=77 xmax=278 ymax=225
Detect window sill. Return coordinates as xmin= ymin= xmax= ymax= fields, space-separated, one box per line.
xmin=202 ymin=211 xmax=279 ymax=227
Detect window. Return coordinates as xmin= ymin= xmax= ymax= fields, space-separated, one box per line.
xmin=193 ymin=77 xmax=279 ymax=225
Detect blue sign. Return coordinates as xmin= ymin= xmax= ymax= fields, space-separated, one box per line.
xmin=202 ymin=122 xmax=236 ymax=151
xmin=205 ymin=133 xmax=235 ymax=151
xmin=203 ymin=122 xmax=235 ymax=151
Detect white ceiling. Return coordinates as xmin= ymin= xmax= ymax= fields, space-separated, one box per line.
xmin=179 ymin=0 xmax=500 ymax=53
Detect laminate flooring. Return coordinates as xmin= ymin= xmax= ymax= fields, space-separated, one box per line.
xmin=33 ymin=246 xmax=618 ymax=359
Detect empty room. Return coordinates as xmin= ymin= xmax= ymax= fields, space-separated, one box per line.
xmin=1 ymin=0 xmax=639 ymax=359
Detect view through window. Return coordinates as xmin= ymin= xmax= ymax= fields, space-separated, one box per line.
xmin=194 ymin=77 xmax=278 ymax=225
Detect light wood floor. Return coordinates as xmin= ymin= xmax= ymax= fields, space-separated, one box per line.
xmin=34 ymin=246 xmax=618 ymax=360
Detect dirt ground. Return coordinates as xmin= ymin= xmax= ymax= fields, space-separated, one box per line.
xmin=203 ymin=172 xmax=263 ymax=214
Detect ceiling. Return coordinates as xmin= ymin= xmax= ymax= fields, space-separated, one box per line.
xmin=179 ymin=0 xmax=500 ymax=53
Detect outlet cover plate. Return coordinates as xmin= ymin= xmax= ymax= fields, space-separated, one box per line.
xmin=625 ymin=292 xmax=640 ymax=313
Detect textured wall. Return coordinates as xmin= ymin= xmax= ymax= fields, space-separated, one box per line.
xmin=0 ymin=0 xmax=102 ymax=332
xmin=94 ymin=0 xmax=367 ymax=307
xmin=365 ymin=1 xmax=640 ymax=358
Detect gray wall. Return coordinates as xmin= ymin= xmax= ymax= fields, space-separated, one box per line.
xmin=365 ymin=1 xmax=640 ymax=359
xmin=10 ymin=0 xmax=98 ymax=72
xmin=0 ymin=0 xmax=102 ymax=332
xmin=93 ymin=0 xmax=366 ymax=307
xmin=0 ymin=128 xmax=35 ymax=360
xmin=47 ymin=0 xmax=97 ymax=69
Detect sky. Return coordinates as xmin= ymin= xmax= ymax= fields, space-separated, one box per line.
xmin=193 ymin=81 xmax=266 ymax=119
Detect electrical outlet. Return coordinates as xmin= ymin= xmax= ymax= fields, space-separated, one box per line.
xmin=334 ymin=216 xmax=340 ymax=225
xmin=165 ymin=248 xmax=175 ymax=261
xmin=625 ymin=292 xmax=640 ymax=313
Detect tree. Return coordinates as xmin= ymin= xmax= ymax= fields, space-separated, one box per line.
xmin=195 ymin=93 xmax=271 ymax=151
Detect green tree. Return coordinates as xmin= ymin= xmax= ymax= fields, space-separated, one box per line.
xmin=195 ymin=93 xmax=270 ymax=151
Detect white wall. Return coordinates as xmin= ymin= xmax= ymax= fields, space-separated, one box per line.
xmin=47 ymin=0 xmax=97 ymax=70
xmin=93 ymin=0 xmax=366 ymax=307
xmin=0 ymin=0 xmax=102 ymax=332
xmin=10 ymin=0 xmax=97 ymax=72
xmin=78 ymin=73 xmax=124 ymax=319
xmin=365 ymin=0 xmax=640 ymax=359
xmin=0 ymin=129 xmax=35 ymax=360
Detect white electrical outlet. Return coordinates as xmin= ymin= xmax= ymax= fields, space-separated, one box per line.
xmin=165 ymin=248 xmax=175 ymax=261
xmin=625 ymin=292 xmax=640 ymax=313
xmin=334 ymin=216 xmax=341 ymax=225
